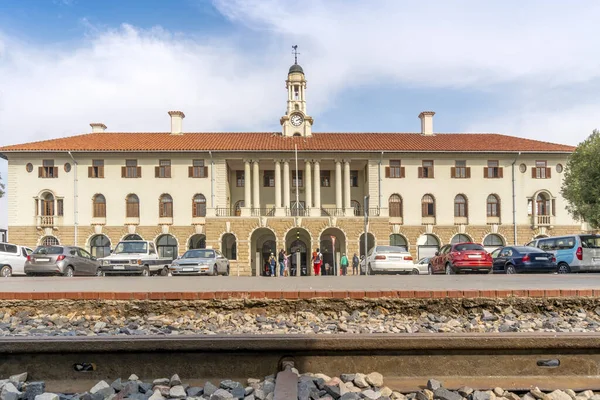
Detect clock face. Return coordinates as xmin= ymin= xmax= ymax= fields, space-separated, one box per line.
xmin=290 ymin=113 xmax=304 ymax=126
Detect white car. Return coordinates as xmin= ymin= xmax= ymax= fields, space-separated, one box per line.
xmin=0 ymin=242 xmax=33 ymax=277
xmin=360 ymin=245 xmax=418 ymax=275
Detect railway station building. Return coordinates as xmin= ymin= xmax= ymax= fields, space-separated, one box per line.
xmin=0 ymin=62 xmax=581 ymax=275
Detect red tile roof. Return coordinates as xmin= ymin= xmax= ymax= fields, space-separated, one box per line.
xmin=0 ymin=132 xmax=575 ymax=153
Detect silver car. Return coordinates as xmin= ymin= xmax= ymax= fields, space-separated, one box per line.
xmin=414 ymin=257 xmax=431 ymax=275
xmin=25 ymin=245 xmax=101 ymax=277
xmin=0 ymin=243 xmax=33 ymax=277
xmin=169 ymin=249 xmax=230 ymax=276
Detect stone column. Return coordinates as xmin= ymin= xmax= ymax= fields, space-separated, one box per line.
xmin=242 ymin=160 xmax=252 ymax=217
xmin=312 ymin=160 xmax=321 ymax=216
xmin=305 ymin=160 xmax=312 ymax=214
xmin=335 ymin=160 xmax=342 ymax=210
xmin=252 ymin=161 xmax=260 ymax=213
xmin=275 ymin=160 xmax=283 ymax=216
xmin=344 ymin=160 xmax=351 ymax=215
xmin=283 ymin=160 xmax=290 ymax=214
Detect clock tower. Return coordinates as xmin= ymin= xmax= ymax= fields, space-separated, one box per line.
xmin=281 ymin=46 xmax=313 ymax=137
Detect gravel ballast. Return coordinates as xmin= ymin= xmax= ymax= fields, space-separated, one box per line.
xmin=1 ymin=298 xmax=600 ymax=336
xmin=1 ymin=372 xmax=598 ymax=400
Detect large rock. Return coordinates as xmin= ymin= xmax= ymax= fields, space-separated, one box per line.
xmin=381 ymin=387 xmax=393 ymax=397
xmin=427 ymin=380 xmax=443 ymax=391
xmin=365 ymin=372 xmax=383 ymax=388
xmin=531 ymin=390 xmax=551 ymax=400
xmin=482 ymin=310 xmax=498 ymax=321
xmin=352 ymin=374 xmax=369 ymax=389
xmin=9 ymin=373 xmax=27 ymax=385
xmin=339 ymin=394 xmax=361 ymax=400
xmin=90 ymin=381 xmax=113 ymax=398
xmin=204 ymin=382 xmax=219 ymax=397
xmin=340 ymin=375 xmax=355 ymax=383
xmin=473 ymin=391 xmax=493 ymax=400
xmin=152 ymin=379 xmax=169 ymax=387
xmin=128 ymin=374 xmax=139 ymax=382
xmin=433 ymin=388 xmax=462 ymax=400
xmin=110 ymin=379 xmax=124 ymax=392
xmin=23 ymin=382 xmax=45 ymax=400
xmin=262 ymin=381 xmax=275 ymax=395
xmin=577 ymin=391 xmax=594 ymax=400
xmin=187 ymin=387 xmax=204 ymax=397
xmin=168 ymin=386 xmax=186 ymax=399
xmin=169 ymin=375 xmax=182 ymax=387
xmin=147 ymin=390 xmax=164 ymax=400
xmin=457 ymin=387 xmax=473 ymax=397
xmin=210 ymin=389 xmax=234 ymax=400
xmin=362 ymin=390 xmax=382 ymax=400
xmin=1 ymin=383 xmax=21 ymax=400
xmin=549 ymin=391 xmax=573 ymax=400
xmin=34 ymin=394 xmax=59 ymax=400
xmin=494 ymin=388 xmax=505 ymax=397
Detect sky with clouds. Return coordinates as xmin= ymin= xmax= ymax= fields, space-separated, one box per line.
xmin=0 ymin=0 xmax=599 ymax=230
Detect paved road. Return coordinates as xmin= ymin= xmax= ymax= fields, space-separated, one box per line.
xmin=1 ymin=274 xmax=600 ymax=292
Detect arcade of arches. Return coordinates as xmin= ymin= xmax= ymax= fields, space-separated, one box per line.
xmin=31 ymin=219 xmax=579 ymax=276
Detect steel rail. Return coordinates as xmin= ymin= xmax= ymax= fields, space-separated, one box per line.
xmin=1 ymin=333 xmax=599 ymax=395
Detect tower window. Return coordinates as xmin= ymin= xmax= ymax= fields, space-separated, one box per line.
xmin=294 ymin=85 xmax=299 ymax=100
xmin=295 ymin=104 xmax=299 ymax=110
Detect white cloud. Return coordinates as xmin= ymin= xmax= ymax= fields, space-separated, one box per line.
xmin=0 ymin=0 xmax=598 ymax=148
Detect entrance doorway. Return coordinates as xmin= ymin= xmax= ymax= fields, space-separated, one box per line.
xmin=285 ymin=228 xmax=311 ymax=276
xmin=320 ymin=228 xmax=346 ymax=275
xmin=250 ymin=228 xmax=277 ymax=276
xmin=417 ymin=234 xmax=440 ymax=260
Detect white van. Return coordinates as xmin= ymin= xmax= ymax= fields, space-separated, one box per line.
xmin=0 ymin=243 xmax=33 ymax=277
xmin=526 ymin=234 xmax=600 ymax=273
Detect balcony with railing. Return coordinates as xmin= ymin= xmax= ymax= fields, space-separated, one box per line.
xmin=251 ymin=207 xmax=276 ymax=217
xmin=535 ymin=214 xmax=554 ymax=226
xmin=321 ymin=208 xmax=345 ymax=217
xmin=36 ymin=215 xmax=62 ymax=228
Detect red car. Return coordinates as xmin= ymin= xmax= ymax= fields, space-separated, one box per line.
xmin=429 ymin=242 xmax=493 ymax=274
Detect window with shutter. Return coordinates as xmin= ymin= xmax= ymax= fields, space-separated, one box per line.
xmin=124 ymin=160 xmax=138 ymax=178
xmin=191 ymin=159 xmax=206 ymax=178
xmin=389 ymin=160 xmax=402 ymax=178
xmin=157 ymin=160 xmax=171 ymax=178
xmin=421 ymin=161 xmax=434 ymax=178
xmin=422 ymin=194 xmax=435 ymax=217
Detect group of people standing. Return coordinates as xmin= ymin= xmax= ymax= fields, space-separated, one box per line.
xmin=266 ymin=248 xmax=361 ymax=277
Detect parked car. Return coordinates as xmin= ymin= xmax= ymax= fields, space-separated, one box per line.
xmin=25 ymin=245 xmax=101 ymax=277
xmin=99 ymin=240 xmax=172 ymax=276
xmin=526 ymin=234 xmax=600 ymax=273
xmin=429 ymin=242 xmax=493 ymax=274
xmin=492 ymin=246 xmax=556 ymax=274
xmin=169 ymin=249 xmax=230 ymax=276
xmin=360 ymin=246 xmax=416 ymax=274
xmin=414 ymin=257 xmax=431 ymax=275
xmin=0 ymin=243 xmax=33 ymax=277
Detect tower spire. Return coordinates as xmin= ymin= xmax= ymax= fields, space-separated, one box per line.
xmin=292 ymin=45 xmax=300 ymax=64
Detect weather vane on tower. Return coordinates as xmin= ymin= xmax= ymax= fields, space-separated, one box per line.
xmin=292 ymin=45 xmax=300 ymax=64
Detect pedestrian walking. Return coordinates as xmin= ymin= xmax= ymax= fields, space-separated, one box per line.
xmin=283 ymin=251 xmax=290 ymax=277
xmin=312 ymin=248 xmax=323 ymax=276
xmin=269 ymin=253 xmax=276 ymax=277
xmin=340 ymin=253 xmax=349 ymax=276
xmin=352 ymin=253 xmax=359 ymax=275
xmin=278 ymin=249 xmax=285 ymax=277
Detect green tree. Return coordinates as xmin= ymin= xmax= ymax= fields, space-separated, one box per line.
xmin=561 ymin=129 xmax=600 ymax=228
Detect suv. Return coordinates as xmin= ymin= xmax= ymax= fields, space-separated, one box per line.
xmin=25 ymin=245 xmax=101 ymax=277
xmin=0 ymin=243 xmax=33 ymax=277
xmin=429 ymin=242 xmax=492 ymax=274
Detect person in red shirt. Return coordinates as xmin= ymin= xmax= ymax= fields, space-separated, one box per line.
xmin=312 ymin=248 xmax=322 ymax=276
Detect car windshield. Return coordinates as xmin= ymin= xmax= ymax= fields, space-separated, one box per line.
xmin=33 ymin=246 xmax=63 ymax=255
xmin=418 ymin=258 xmax=429 ymax=264
xmin=182 ymin=250 xmax=215 ymax=259
xmin=376 ymin=246 xmax=407 ymax=253
xmin=114 ymin=241 xmax=147 ymax=254
xmin=581 ymin=235 xmax=600 ymax=249
xmin=514 ymin=246 xmax=544 ymax=253
xmin=454 ymin=244 xmax=484 ymax=251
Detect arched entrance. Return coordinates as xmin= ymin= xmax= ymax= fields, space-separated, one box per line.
xmin=483 ymin=234 xmax=505 ymax=253
xmin=417 ymin=234 xmax=440 ymax=260
xmin=320 ymin=228 xmax=346 ymax=276
xmin=390 ymin=234 xmax=408 ymax=249
xmin=90 ymin=234 xmax=111 ymax=258
xmin=359 ymin=233 xmax=375 ymax=257
xmin=250 ymin=228 xmax=277 ymax=277
xmin=285 ymin=228 xmax=311 ymax=276
xmin=188 ymin=234 xmax=206 ymax=250
xmin=451 ymin=233 xmax=472 ymax=244
xmin=221 ymin=233 xmax=237 ymax=260
xmin=156 ymin=234 xmax=178 ymax=260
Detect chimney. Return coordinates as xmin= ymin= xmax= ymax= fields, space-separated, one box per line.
xmin=90 ymin=123 xmax=107 ymax=133
xmin=168 ymin=111 xmax=185 ymax=135
xmin=418 ymin=111 xmax=435 ymax=136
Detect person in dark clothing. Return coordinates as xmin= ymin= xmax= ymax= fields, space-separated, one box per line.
xmin=352 ymin=253 xmax=360 ymax=275
xmin=278 ymin=249 xmax=285 ymax=277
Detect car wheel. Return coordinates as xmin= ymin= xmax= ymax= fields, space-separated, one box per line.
xmin=160 ymin=267 xmax=169 ymax=276
xmin=445 ymin=263 xmax=455 ymax=275
xmin=95 ymin=268 xmax=104 ymax=277
xmin=141 ymin=266 xmax=150 ymax=277
xmin=505 ymin=264 xmax=517 ymax=274
xmin=557 ymin=263 xmax=570 ymax=274
xmin=64 ymin=266 xmax=74 ymax=277
xmin=0 ymin=265 xmax=12 ymax=278
xmin=213 ymin=265 xmax=218 ymax=276
xmin=411 ymin=268 xmax=419 ymax=275
xmin=224 ymin=265 xmax=230 ymax=276
xmin=428 ymin=265 xmax=433 ymax=275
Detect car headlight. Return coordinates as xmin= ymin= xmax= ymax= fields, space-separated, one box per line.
xmin=172 ymin=262 xmax=179 ymax=266
xmin=102 ymin=260 xmax=109 ymax=266
xmin=137 ymin=259 xmax=142 ymax=265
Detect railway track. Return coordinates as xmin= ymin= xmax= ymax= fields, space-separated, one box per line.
xmin=1 ymin=333 xmax=600 ymax=398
